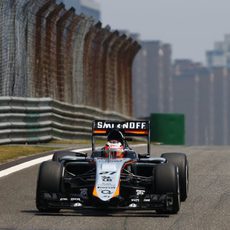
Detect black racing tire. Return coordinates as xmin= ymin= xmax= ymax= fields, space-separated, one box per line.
xmin=36 ymin=161 xmax=63 ymax=212
xmin=161 ymin=152 xmax=189 ymax=201
xmin=52 ymin=151 xmax=76 ymax=162
xmin=154 ymin=163 xmax=180 ymax=214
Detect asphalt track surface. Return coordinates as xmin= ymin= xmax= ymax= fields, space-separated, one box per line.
xmin=0 ymin=145 xmax=230 ymax=230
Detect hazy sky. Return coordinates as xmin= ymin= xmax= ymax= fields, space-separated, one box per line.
xmin=98 ymin=0 xmax=230 ymax=64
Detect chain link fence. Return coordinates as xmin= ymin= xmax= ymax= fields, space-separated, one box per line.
xmin=0 ymin=0 xmax=140 ymax=117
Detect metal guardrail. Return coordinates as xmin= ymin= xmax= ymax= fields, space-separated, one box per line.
xmin=0 ymin=97 xmax=131 ymax=144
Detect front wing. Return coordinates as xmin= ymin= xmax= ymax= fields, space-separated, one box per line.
xmin=39 ymin=189 xmax=176 ymax=211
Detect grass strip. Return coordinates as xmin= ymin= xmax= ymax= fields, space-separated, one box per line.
xmin=0 ymin=146 xmax=59 ymax=164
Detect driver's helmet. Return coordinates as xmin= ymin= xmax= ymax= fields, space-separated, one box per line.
xmin=104 ymin=140 xmax=124 ymax=158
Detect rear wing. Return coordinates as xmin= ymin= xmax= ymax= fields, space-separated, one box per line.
xmin=92 ymin=120 xmax=151 ymax=155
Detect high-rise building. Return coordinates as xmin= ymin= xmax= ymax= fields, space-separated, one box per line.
xmin=206 ymin=34 xmax=230 ymax=69
xmin=133 ymin=37 xmax=230 ymax=145
xmin=172 ymin=60 xmax=211 ymax=145
xmin=172 ymin=59 xmax=230 ymax=145
xmin=59 ymin=0 xmax=100 ymax=21
xmin=132 ymin=41 xmax=172 ymax=118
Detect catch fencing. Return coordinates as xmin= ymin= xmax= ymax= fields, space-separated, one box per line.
xmin=0 ymin=0 xmax=140 ymax=117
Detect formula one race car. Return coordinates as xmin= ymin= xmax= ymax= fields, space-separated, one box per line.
xmin=36 ymin=120 xmax=189 ymax=214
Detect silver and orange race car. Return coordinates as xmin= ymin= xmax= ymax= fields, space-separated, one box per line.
xmin=36 ymin=120 xmax=189 ymax=214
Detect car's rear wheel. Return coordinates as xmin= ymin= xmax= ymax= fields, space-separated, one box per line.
xmin=36 ymin=161 xmax=62 ymax=212
xmin=154 ymin=163 xmax=180 ymax=214
xmin=161 ymin=152 xmax=189 ymax=201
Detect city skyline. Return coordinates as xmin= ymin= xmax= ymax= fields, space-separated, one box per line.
xmin=98 ymin=0 xmax=230 ymax=64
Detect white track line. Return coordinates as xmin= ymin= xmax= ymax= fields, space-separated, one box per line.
xmin=0 ymin=148 xmax=91 ymax=178
xmin=0 ymin=144 xmax=146 ymax=178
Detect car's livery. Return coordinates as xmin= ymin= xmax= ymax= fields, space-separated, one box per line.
xmin=36 ymin=120 xmax=189 ymax=214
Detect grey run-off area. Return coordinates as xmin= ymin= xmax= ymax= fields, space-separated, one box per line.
xmin=0 ymin=145 xmax=230 ymax=230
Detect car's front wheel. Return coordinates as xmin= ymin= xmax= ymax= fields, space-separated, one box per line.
xmin=154 ymin=163 xmax=180 ymax=214
xmin=161 ymin=152 xmax=189 ymax=201
xmin=36 ymin=161 xmax=62 ymax=212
